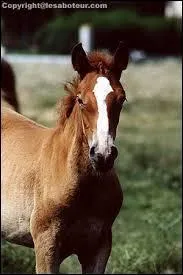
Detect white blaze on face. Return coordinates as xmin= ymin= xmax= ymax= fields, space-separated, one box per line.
xmin=91 ymin=76 xmax=114 ymax=156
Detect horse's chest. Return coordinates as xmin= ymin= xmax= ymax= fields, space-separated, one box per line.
xmin=67 ymin=216 xmax=104 ymax=252
xmin=64 ymin=183 xmax=119 ymax=251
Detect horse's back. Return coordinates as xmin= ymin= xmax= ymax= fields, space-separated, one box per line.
xmin=2 ymin=106 xmax=47 ymax=130
xmin=2 ymin=106 xmax=20 ymax=131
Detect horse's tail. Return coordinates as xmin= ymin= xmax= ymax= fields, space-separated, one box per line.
xmin=1 ymin=58 xmax=20 ymax=113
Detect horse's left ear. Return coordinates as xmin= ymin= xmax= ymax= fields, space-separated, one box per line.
xmin=71 ymin=43 xmax=92 ymax=79
xmin=112 ymin=41 xmax=129 ymax=80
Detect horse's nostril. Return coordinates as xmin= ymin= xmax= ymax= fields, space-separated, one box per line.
xmin=89 ymin=146 xmax=96 ymax=157
xmin=96 ymin=153 xmax=103 ymax=163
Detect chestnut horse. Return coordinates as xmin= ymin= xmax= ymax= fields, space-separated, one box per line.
xmin=2 ymin=42 xmax=129 ymax=274
xmin=1 ymin=58 xmax=20 ymax=112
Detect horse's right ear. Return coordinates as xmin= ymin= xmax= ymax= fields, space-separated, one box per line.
xmin=71 ymin=43 xmax=92 ymax=79
xmin=111 ymin=41 xmax=129 ymax=80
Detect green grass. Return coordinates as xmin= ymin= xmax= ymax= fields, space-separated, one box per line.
xmin=1 ymin=58 xmax=182 ymax=274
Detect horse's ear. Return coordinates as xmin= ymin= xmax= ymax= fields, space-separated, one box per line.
xmin=112 ymin=41 xmax=129 ymax=80
xmin=71 ymin=43 xmax=92 ymax=79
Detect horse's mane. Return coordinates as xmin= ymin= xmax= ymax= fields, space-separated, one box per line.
xmin=57 ymin=51 xmax=113 ymax=126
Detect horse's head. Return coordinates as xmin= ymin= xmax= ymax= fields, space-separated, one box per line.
xmin=71 ymin=42 xmax=129 ymax=172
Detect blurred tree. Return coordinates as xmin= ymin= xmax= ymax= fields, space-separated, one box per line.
xmin=1 ymin=2 xmax=169 ymax=51
xmin=2 ymin=8 xmax=66 ymax=50
xmin=105 ymin=1 xmax=166 ymax=15
xmin=133 ymin=1 xmax=167 ymax=15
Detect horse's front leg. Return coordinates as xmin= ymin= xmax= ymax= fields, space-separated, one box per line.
xmin=30 ymin=214 xmax=62 ymax=274
xmin=79 ymin=229 xmax=112 ymax=274
xmin=33 ymin=231 xmax=61 ymax=274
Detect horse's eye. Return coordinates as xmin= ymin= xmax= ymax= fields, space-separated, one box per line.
xmin=77 ymin=95 xmax=85 ymax=107
xmin=78 ymin=97 xmax=83 ymax=104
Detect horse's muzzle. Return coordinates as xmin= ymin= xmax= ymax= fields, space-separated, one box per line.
xmin=89 ymin=145 xmax=118 ymax=172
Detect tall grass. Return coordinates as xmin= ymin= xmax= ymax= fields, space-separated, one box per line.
xmin=1 ymin=58 xmax=182 ymax=274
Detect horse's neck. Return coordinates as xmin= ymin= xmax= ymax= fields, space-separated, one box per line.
xmin=59 ymin=105 xmax=90 ymax=175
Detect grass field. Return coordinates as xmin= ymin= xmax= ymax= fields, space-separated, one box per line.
xmin=1 ymin=57 xmax=182 ymax=274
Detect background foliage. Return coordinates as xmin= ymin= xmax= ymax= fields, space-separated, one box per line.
xmin=34 ymin=9 xmax=181 ymax=55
